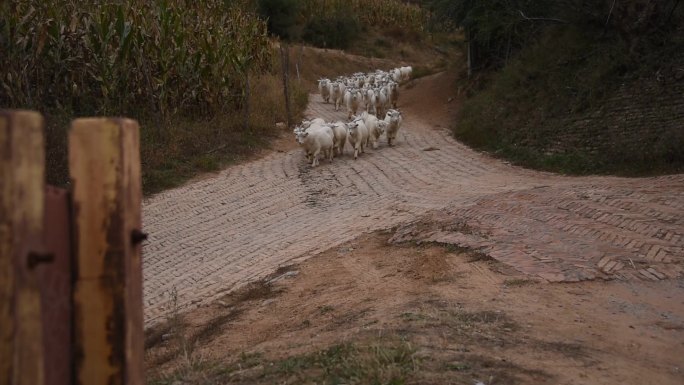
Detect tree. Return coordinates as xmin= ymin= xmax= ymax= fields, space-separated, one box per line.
xmin=257 ymin=0 xmax=302 ymax=40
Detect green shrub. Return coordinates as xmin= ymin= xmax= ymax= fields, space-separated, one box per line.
xmin=302 ymin=9 xmax=361 ymax=49
xmin=257 ymin=0 xmax=302 ymax=40
xmin=453 ymin=22 xmax=684 ymax=175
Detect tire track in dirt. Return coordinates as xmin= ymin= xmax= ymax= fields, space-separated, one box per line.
xmin=142 ymin=72 xmax=684 ymax=326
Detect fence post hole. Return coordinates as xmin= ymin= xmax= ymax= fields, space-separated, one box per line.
xmin=0 ymin=110 xmax=47 ymax=385
xmin=69 ymin=118 xmax=143 ymax=385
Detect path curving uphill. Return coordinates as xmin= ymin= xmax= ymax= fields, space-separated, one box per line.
xmin=142 ymin=71 xmax=684 ymax=326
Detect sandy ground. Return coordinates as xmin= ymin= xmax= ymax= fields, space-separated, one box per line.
xmin=145 ymin=69 xmax=684 ymax=384
xmin=146 ymin=232 xmax=684 ymax=385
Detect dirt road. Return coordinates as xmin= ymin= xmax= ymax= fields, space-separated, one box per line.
xmin=142 ymin=71 xmax=684 ymax=328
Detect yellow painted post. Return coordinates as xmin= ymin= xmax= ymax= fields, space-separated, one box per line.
xmin=69 ymin=118 xmax=144 ymax=385
xmin=0 ymin=110 xmax=47 ymax=385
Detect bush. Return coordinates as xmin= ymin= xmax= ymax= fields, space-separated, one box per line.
xmin=302 ymin=10 xmax=361 ymax=49
xmin=453 ymin=22 xmax=684 ymax=175
xmin=257 ymin=0 xmax=302 ymax=40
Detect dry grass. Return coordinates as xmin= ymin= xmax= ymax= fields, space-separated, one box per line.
xmin=140 ymin=69 xmax=309 ymax=195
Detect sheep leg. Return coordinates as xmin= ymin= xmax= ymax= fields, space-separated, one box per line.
xmin=312 ymin=149 xmax=320 ymax=167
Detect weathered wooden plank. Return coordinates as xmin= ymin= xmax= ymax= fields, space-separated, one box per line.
xmin=121 ymin=120 xmax=144 ymax=385
xmin=0 ymin=110 xmax=46 ymax=385
xmin=41 ymin=186 xmax=73 ymax=385
xmin=69 ymin=118 xmax=144 ymax=385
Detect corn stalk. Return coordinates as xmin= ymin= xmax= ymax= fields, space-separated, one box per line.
xmin=0 ymin=0 xmax=272 ymax=132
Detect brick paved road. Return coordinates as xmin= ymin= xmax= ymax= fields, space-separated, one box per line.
xmin=142 ymin=84 xmax=684 ymax=326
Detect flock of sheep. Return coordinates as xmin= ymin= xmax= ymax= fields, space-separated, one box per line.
xmin=294 ymin=66 xmax=412 ymax=167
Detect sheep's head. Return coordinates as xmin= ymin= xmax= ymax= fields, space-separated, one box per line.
xmin=386 ymin=110 xmax=402 ymax=122
xmin=377 ymin=121 xmax=388 ymax=134
xmin=293 ymin=126 xmax=308 ymax=144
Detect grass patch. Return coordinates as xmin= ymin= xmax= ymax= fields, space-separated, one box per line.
xmin=139 ymin=70 xmax=308 ymax=195
xmin=400 ymin=312 xmax=429 ymax=322
xmin=145 ymin=279 xmax=281 ymax=380
xmin=447 ymin=310 xmax=509 ymax=326
xmin=504 ymin=278 xmax=536 ymax=287
xmin=444 ymin=362 xmax=471 ymax=372
xmin=148 ymin=339 xmax=419 ymax=385
xmin=318 ymin=305 xmax=335 ymax=315
xmin=226 ymin=280 xmax=281 ymax=305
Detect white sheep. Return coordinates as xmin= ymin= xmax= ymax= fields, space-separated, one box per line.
xmin=400 ymin=66 xmax=413 ymax=81
xmin=360 ymin=112 xmax=384 ymax=149
xmin=388 ymin=81 xmax=399 ymax=108
xmin=383 ymin=109 xmax=403 ymax=147
xmin=344 ymin=89 xmax=362 ymax=120
xmin=392 ymin=68 xmax=402 ymax=83
xmin=326 ymin=121 xmax=348 ymax=156
xmin=318 ymin=79 xmax=331 ymax=103
xmin=364 ymin=88 xmax=377 ymax=115
xmin=376 ymin=87 xmax=389 ymax=120
xmin=339 ymin=81 xmax=347 ymax=99
xmin=299 ymin=123 xmax=334 ymax=167
xmin=345 ymin=118 xmax=369 ymax=159
xmin=330 ymin=82 xmax=344 ymax=112
xmin=300 ymin=117 xmax=326 ymax=129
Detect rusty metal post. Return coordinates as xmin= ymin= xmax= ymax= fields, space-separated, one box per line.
xmin=0 ymin=110 xmax=47 ymax=385
xmin=69 ymin=118 xmax=144 ymax=385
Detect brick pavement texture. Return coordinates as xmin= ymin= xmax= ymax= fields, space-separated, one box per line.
xmin=142 ymin=90 xmax=684 ymax=326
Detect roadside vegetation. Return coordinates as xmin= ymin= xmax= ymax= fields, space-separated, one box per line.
xmin=1 ymin=0 xmax=309 ymax=194
xmin=1 ymin=0 xmax=452 ymax=194
xmin=434 ymin=0 xmax=684 ymax=175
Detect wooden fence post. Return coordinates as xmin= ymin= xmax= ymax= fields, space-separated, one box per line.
xmin=0 ymin=110 xmax=47 ymax=385
xmin=280 ymin=43 xmax=292 ymax=128
xmin=69 ymin=118 xmax=144 ymax=385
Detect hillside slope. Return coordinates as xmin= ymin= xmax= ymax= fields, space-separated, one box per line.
xmin=451 ymin=10 xmax=684 ymax=175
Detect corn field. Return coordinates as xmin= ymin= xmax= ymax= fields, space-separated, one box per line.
xmin=300 ymin=0 xmax=431 ymax=33
xmin=0 ymin=0 xmax=272 ymax=120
